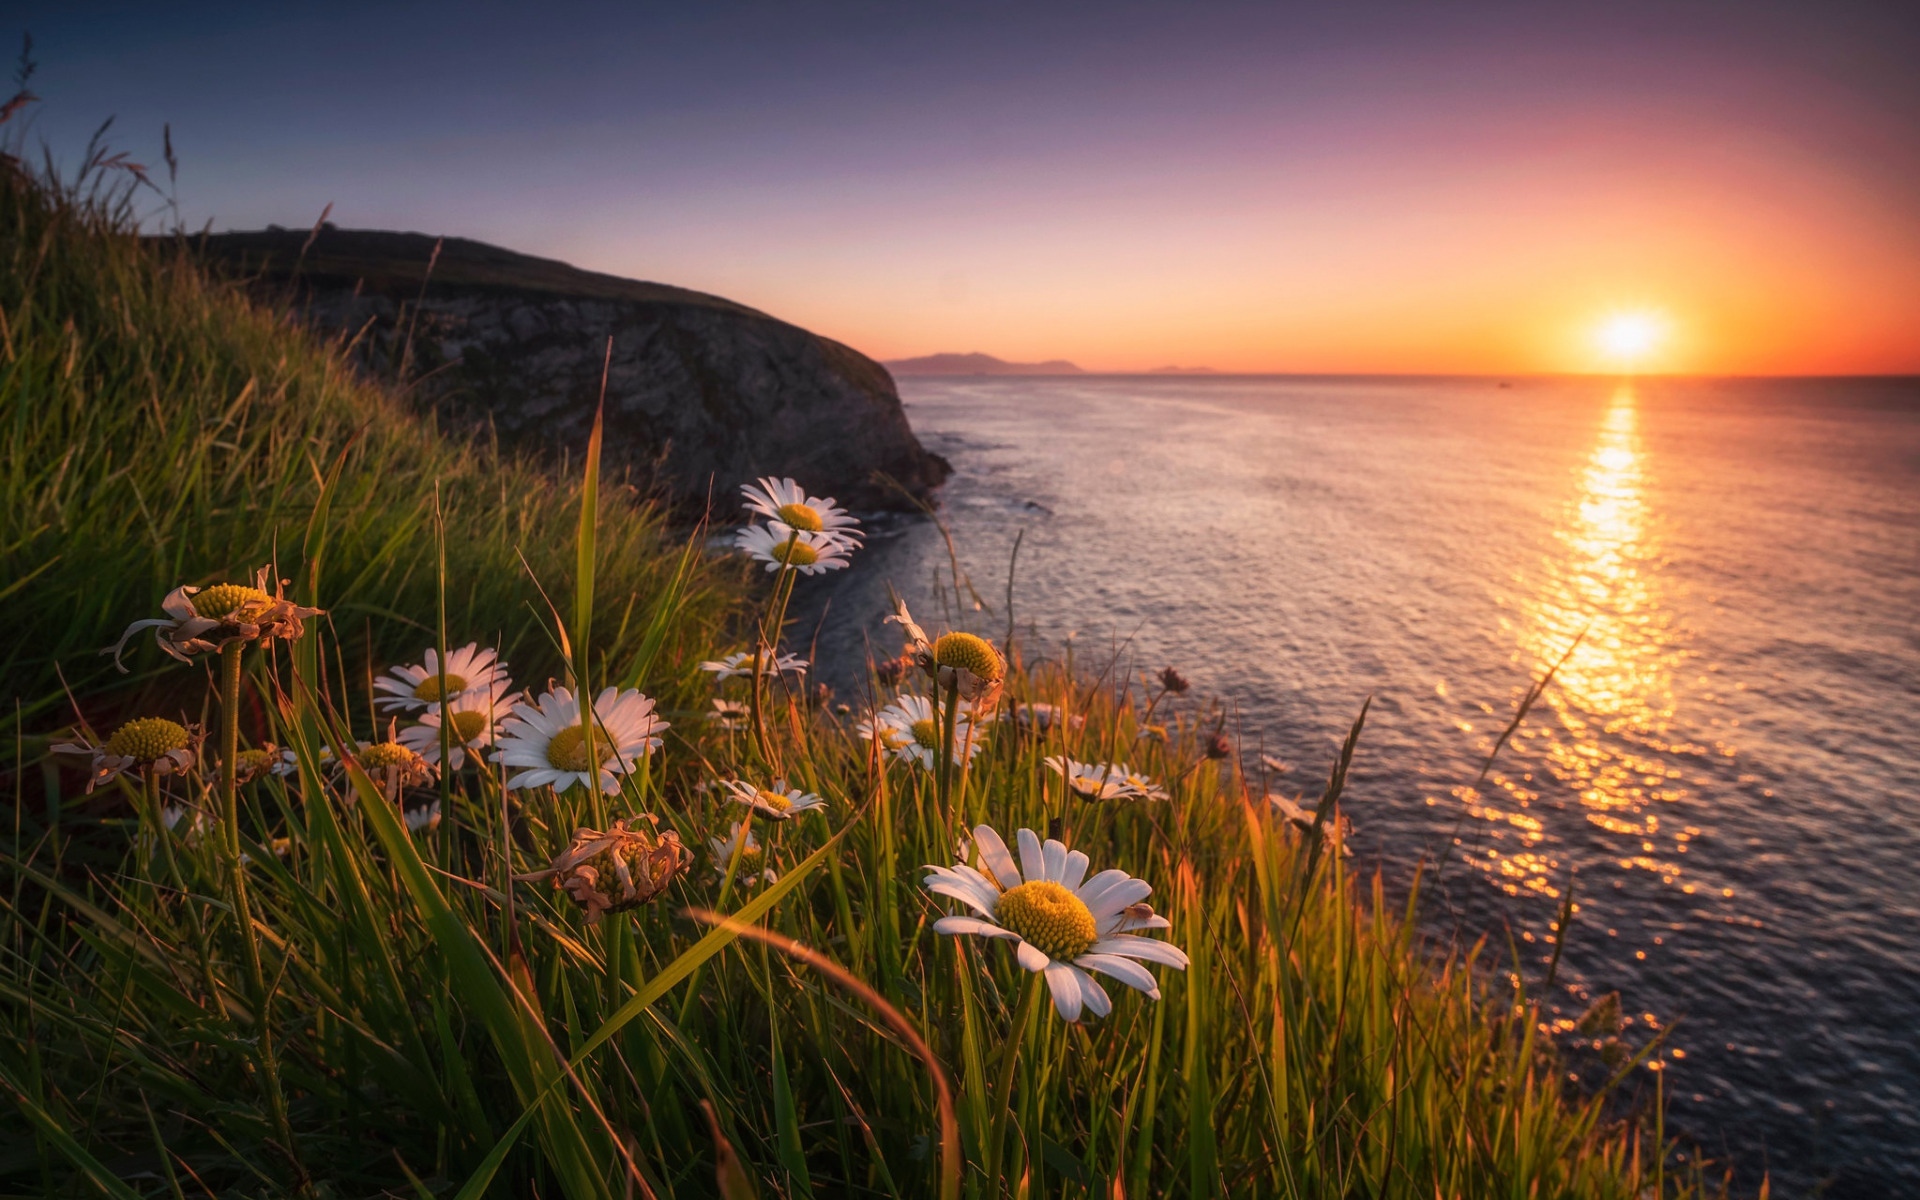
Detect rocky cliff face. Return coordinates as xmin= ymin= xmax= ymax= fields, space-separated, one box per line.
xmin=190 ymin=228 xmax=949 ymax=512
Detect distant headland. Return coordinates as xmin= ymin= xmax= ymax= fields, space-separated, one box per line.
xmin=885 ymin=352 xmax=1085 ymax=376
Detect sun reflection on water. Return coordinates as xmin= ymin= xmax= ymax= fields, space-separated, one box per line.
xmin=1466 ymin=385 xmax=1696 ymax=896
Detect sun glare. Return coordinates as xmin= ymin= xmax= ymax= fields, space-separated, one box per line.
xmin=1593 ymin=311 xmax=1669 ymax=371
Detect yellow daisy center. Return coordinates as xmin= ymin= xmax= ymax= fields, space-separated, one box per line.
xmin=546 ymin=725 xmax=612 ymax=773
xmin=360 ymin=742 xmax=415 ymax=770
xmin=776 ymin=502 xmax=824 ymax=532
xmin=448 ymin=710 xmax=488 ymax=742
xmin=412 ymin=672 xmax=469 ymax=702
xmin=770 ymin=538 xmax=819 ymax=566
xmin=908 ymin=718 xmax=941 ymax=749
xmin=106 ymin=718 xmax=190 ymax=762
xmin=932 ymin=632 xmax=1004 ymax=682
xmin=758 ymin=789 xmax=793 ymax=812
xmin=235 ymin=748 xmax=273 ymax=774
xmin=995 ymin=880 xmax=1097 ymax=962
xmin=190 ymin=584 xmax=270 ymax=619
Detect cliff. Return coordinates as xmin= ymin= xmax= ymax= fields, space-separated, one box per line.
xmin=183 ymin=228 xmax=950 ymax=512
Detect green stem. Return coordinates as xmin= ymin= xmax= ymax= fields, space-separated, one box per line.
xmin=217 ymin=642 xmax=300 ymax=1180
xmin=984 ymin=972 xmax=1044 ymax=1195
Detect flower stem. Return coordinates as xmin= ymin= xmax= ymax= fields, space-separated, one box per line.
xmin=217 ymin=642 xmax=300 ymax=1178
xmin=984 ymin=971 xmax=1044 ymax=1194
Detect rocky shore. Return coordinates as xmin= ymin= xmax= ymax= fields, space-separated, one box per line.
xmin=183 ymin=227 xmax=950 ymax=513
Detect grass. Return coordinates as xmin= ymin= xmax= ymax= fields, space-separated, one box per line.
xmin=0 ymin=139 xmax=1728 ymax=1197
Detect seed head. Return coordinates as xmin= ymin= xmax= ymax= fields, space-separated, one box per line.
xmin=106 ymin=717 xmax=191 ymax=763
xmin=932 ymin=632 xmax=1004 ymax=683
xmin=996 ymin=880 xmax=1097 ymax=962
xmin=1158 ymin=666 xmax=1190 ymax=695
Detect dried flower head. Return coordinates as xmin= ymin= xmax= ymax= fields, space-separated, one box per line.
xmin=887 ymin=597 xmax=1005 ymax=701
xmin=1158 ymin=666 xmax=1191 ymax=695
xmin=517 ymin=815 xmax=690 ymax=924
xmin=231 ymin=743 xmax=297 ymax=785
xmin=1204 ymin=731 xmax=1233 ymax=760
xmin=54 ymin=717 xmax=201 ymax=792
xmin=107 ymin=567 xmax=322 ymax=671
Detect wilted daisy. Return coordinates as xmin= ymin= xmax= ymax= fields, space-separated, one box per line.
xmin=398 ymin=680 xmax=518 ymax=769
xmin=53 ymin=718 xmax=200 ymax=792
xmin=710 ymin=821 xmax=776 ymax=887
xmin=719 ymin=779 xmax=827 ymax=821
xmin=1044 ymin=757 xmax=1135 ymax=802
xmin=493 ymin=686 xmax=668 ymax=794
xmin=231 ymin=744 xmax=299 ymax=785
xmin=345 ymin=734 xmax=434 ymax=797
xmin=924 ymin=825 xmax=1189 ymax=1021
xmin=698 ymin=649 xmax=809 ymax=681
xmin=886 ymin=597 xmax=1005 ymax=701
xmin=858 ymin=694 xmax=982 ymax=770
xmin=517 ymin=816 xmax=691 ymax=924
xmin=108 ymin=567 xmax=322 ymax=671
xmin=740 ymin=476 xmax=864 ymax=549
xmin=374 ymin=644 xmax=509 ymax=713
xmin=735 ymin=524 xmax=852 ymax=575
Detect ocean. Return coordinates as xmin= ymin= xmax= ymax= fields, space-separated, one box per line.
xmin=793 ymin=374 xmax=1920 ymax=1197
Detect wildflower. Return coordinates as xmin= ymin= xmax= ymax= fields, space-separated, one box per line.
xmin=1115 ymin=765 xmax=1171 ymax=803
xmin=348 ymin=735 xmax=434 ymax=793
xmin=1265 ymin=794 xmax=1353 ymax=857
xmin=374 ymin=644 xmax=509 ymax=713
xmin=404 ymin=799 xmax=443 ymax=834
xmin=709 ymin=698 xmax=749 ymax=731
xmin=399 ymin=680 xmax=518 ymax=769
xmin=1204 ymin=731 xmax=1233 ymax=760
xmin=231 ymin=744 xmax=298 ymax=785
xmin=859 ymin=694 xmax=982 ymax=770
xmin=698 ymin=649 xmax=809 ymax=681
xmin=709 ymin=821 xmax=776 ymax=887
xmin=740 ymin=476 xmax=864 ymax=549
xmin=517 ymin=816 xmax=691 ymax=924
xmin=887 ymin=597 xmax=1006 ymax=701
xmin=719 ymin=779 xmax=827 ymax=821
xmin=493 ymin=686 xmax=668 ymax=794
xmin=735 ymin=525 xmax=852 ymax=575
xmin=107 ymin=567 xmax=321 ymax=671
xmin=924 ymin=824 xmax=1189 ymax=1022
xmin=1158 ymin=666 xmax=1190 ymax=695
xmin=1014 ymin=702 xmax=1083 ymax=734
xmin=53 ymin=718 xmax=200 ymax=792
xmin=1044 ymin=757 xmax=1135 ymax=802
xmin=873 ymin=654 xmax=912 ymax=686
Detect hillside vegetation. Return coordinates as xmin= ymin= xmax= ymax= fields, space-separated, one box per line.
xmin=0 ymin=150 xmax=1721 ymax=1198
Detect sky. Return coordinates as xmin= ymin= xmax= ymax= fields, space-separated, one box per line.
xmin=12 ymin=1 xmax=1920 ymax=374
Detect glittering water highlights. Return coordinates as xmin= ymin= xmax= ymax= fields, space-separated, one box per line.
xmin=797 ymin=375 xmax=1920 ymax=1198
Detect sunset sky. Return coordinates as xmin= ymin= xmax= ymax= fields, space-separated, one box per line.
xmin=17 ymin=1 xmax=1920 ymax=374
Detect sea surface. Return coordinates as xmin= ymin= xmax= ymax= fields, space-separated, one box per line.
xmin=792 ymin=375 xmax=1920 ymax=1198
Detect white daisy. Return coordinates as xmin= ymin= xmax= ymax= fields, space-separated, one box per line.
xmin=858 ymin=694 xmax=982 ymax=770
xmin=740 ymin=476 xmax=864 ymax=548
xmin=373 ymin=643 xmax=509 ymax=713
xmin=709 ymin=821 xmax=777 ymax=886
xmin=735 ymin=525 xmax=852 ymax=575
xmin=399 ymin=680 xmax=519 ymax=769
xmin=924 ymin=825 xmax=1189 ymax=1022
xmin=708 ymin=698 xmax=749 ymax=731
xmin=719 ymin=779 xmax=828 ymax=821
xmin=1043 ymin=757 xmax=1135 ymax=802
xmin=492 ymin=686 xmax=669 ymax=795
xmin=886 ymin=597 xmax=1005 ymax=700
xmin=403 ymin=799 xmax=443 ymax=834
xmin=698 ymin=649 xmax=810 ymax=680
xmin=1113 ymin=765 xmax=1170 ymax=803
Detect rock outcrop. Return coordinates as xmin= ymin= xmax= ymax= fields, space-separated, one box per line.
xmin=187 ymin=228 xmax=950 ymax=512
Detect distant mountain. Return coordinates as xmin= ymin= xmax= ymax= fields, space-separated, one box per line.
xmin=886 ymin=352 xmax=1084 ymax=376
xmin=1148 ymin=365 xmax=1217 ymax=375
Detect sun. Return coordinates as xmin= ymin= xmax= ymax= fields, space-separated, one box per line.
xmin=1592 ymin=310 xmax=1669 ymax=371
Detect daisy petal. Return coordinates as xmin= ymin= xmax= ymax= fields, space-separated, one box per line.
xmin=934 ymin=916 xmax=1017 ymax=938
xmin=1076 ymin=952 xmax=1160 ymax=994
xmin=973 ymin=825 xmax=1024 ymax=889
xmin=1061 ymin=849 xmax=1091 ymax=891
xmin=1072 ymin=965 xmax=1113 ymax=1018
xmin=1074 ymin=869 xmax=1134 ymax=910
xmin=1015 ymin=940 xmax=1051 ymax=973
xmin=1016 ymin=827 xmax=1046 ymax=883
xmin=1043 ymin=962 xmax=1084 ymax=1021
xmin=1088 ymin=878 xmax=1153 ymax=919
xmin=1042 ymin=838 xmax=1067 ymax=884
xmin=1089 ymin=936 xmax=1191 ymax=969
